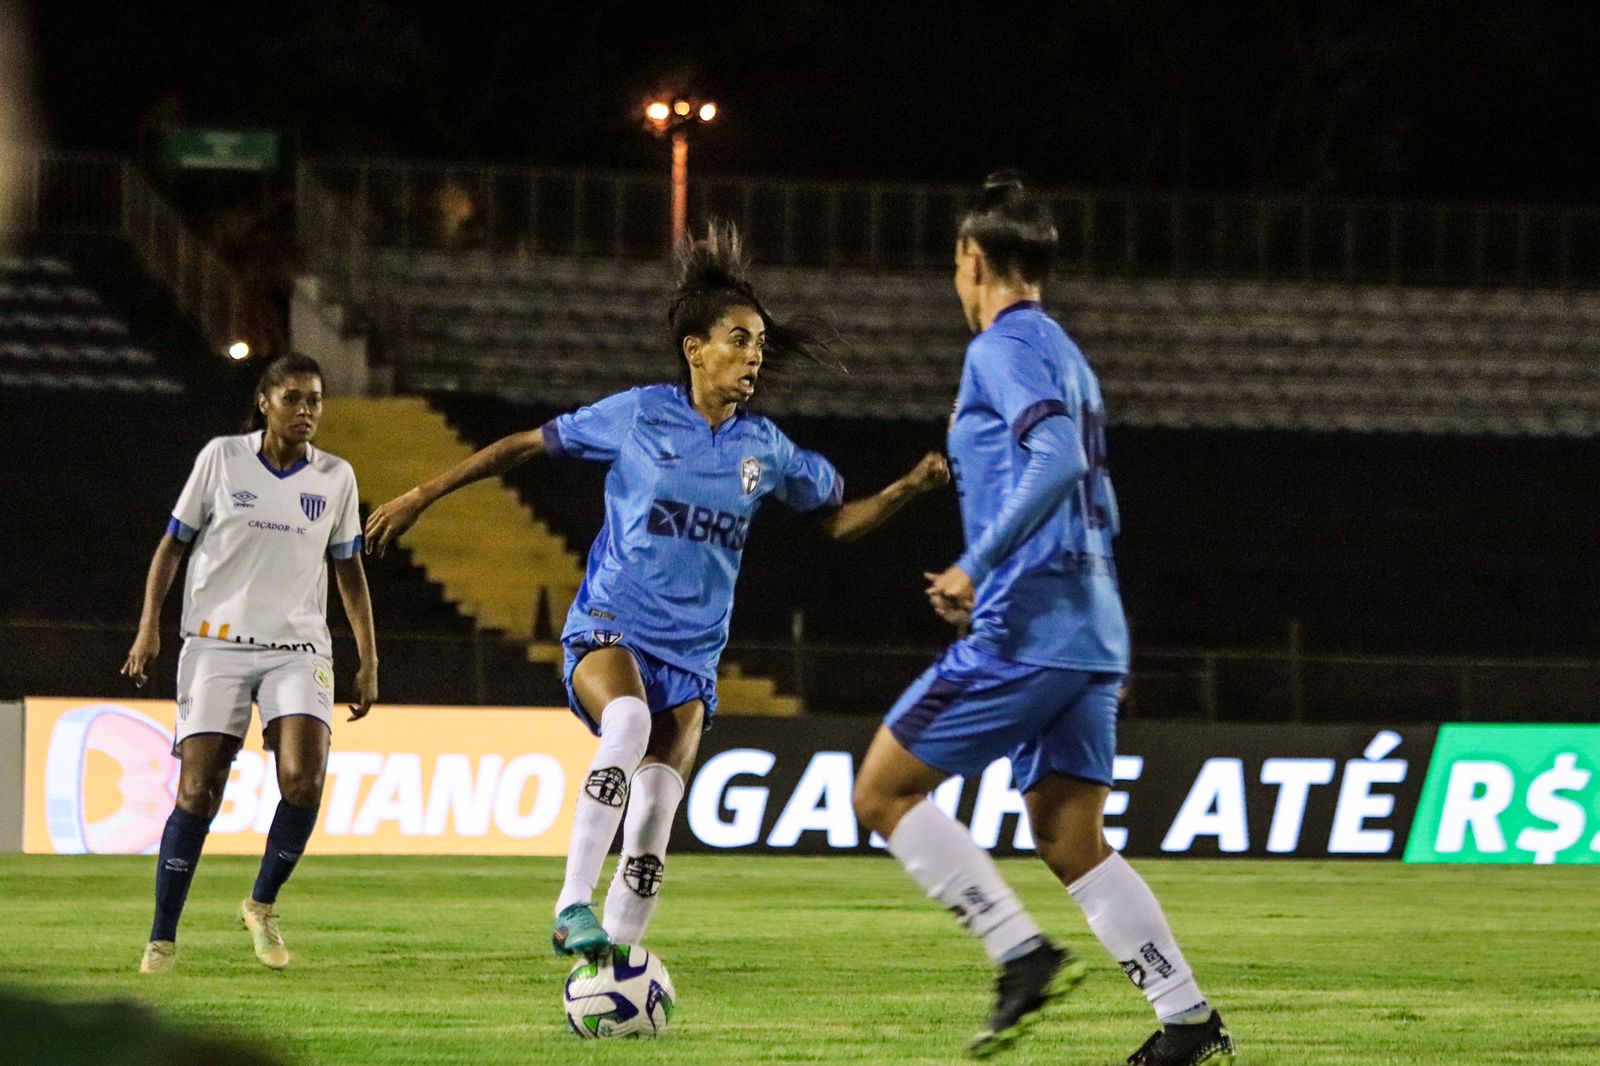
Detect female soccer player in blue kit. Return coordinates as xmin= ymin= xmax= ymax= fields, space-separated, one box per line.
xmin=852 ymin=175 xmax=1237 ymax=1065
xmin=364 ymin=223 xmax=949 ymax=961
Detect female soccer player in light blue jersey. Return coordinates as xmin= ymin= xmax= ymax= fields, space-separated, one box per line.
xmin=123 ymin=352 xmax=379 ymax=975
xmin=852 ymin=175 xmax=1236 ymax=1065
xmin=365 ymin=223 xmax=948 ymax=961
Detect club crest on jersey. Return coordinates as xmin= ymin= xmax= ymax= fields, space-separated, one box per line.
xmin=231 ymin=490 xmax=257 ymax=508
xmin=740 ymin=456 xmax=761 ymax=495
xmin=299 ymin=493 xmax=326 ymax=522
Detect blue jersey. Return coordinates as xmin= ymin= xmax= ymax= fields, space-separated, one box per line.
xmin=948 ymin=302 xmax=1129 ymax=671
xmin=543 ymin=385 xmax=843 ymax=680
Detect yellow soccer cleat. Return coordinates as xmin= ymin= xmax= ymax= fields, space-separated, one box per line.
xmin=139 ymin=939 xmax=177 ymax=974
xmin=239 ymin=898 xmax=292 ymax=970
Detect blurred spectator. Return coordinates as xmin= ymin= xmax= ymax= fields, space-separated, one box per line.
xmin=431 ymin=178 xmax=483 ymax=250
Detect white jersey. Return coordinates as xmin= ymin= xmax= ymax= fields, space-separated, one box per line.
xmin=167 ymin=432 xmax=362 ymax=657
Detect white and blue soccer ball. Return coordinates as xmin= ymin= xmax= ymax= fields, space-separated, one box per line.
xmin=563 ymin=944 xmax=676 ymax=1038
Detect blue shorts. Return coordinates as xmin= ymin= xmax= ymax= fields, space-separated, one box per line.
xmin=884 ymin=639 xmax=1121 ymax=792
xmin=561 ymin=633 xmax=719 ymax=737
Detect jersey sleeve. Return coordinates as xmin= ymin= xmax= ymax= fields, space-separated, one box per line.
xmin=541 ymin=390 xmax=641 ymax=463
xmin=955 ymin=416 xmax=1088 ymax=585
xmin=972 ymin=332 xmax=1079 ymax=440
xmin=771 ymin=435 xmax=845 ymax=513
xmin=167 ymin=439 xmax=222 ymax=543
xmin=328 ymin=464 xmax=364 ymax=560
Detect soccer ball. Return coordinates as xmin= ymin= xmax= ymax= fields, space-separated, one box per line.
xmin=563 ymin=943 xmax=676 ymax=1038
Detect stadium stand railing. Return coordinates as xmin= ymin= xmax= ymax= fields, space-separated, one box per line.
xmin=301 ymin=156 xmax=1600 ymax=286
xmin=1 ymin=148 xmax=281 ymax=359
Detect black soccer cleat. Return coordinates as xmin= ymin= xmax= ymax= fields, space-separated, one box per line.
xmin=965 ymin=940 xmax=1087 ymax=1058
xmin=1126 ymin=1011 xmax=1238 ymax=1066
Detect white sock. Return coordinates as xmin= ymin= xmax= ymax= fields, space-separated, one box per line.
xmin=556 ymin=696 xmax=651 ymax=915
xmin=1067 ymin=852 xmax=1210 ymax=1024
xmin=601 ymin=762 xmax=684 ymax=945
xmin=887 ymin=799 xmax=1043 ymax=963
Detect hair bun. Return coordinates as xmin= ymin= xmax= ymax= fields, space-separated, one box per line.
xmin=979 ymin=169 xmax=1027 ymax=206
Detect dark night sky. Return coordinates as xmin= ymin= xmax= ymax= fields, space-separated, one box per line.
xmin=19 ymin=0 xmax=1600 ymax=203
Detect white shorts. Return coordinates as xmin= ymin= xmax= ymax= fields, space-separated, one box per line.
xmin=174 ymin=639 xmax=335 ymax=755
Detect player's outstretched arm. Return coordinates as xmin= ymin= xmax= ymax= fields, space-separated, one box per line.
xmin=333 ymin=554 xmax=379 ymax=721
xmin=817 ymin=451 xmax=950 ymax=542
xmin=364 ymin=428 xmax=548 ymax=556
xmin=120 ymin=533 xmax=188 ymax=688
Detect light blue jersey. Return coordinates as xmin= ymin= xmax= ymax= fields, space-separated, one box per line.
xmin=543 ymin=385 xmax=843 ymax=682
xmin=948 ymin=301 xmax=1129 ymax=672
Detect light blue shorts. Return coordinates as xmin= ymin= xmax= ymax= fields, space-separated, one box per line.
xmin=561 ymin=633 xmax=718 ymax=737
xmin=884 ymin=638 xmax=1121 ymax=792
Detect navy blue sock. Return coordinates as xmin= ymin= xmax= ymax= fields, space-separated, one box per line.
xmin=151 ymin=807 xmax=210 ymax=942
xmin=251 ymin=800 xmax=319 ymax=905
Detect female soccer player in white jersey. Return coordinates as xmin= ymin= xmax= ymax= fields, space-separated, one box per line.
xmin=852 ymin=175 xmax=1236 ymax=1065
xmin=122 ymin=352 xmax=378 ymax=975
xmin=365 ymin=223 xmax=948 ymax=961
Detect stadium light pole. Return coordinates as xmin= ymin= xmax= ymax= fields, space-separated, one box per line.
xmin=644 ymin=98 xmax=717 ymax=246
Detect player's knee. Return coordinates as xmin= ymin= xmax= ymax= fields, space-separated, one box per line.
xmin=175 ymin=778 xmax=226 ymax=822
xmin=277 ymin=766 xmax=326 ymax=809
xmin=852 ymin=780 xmax=907 ymax=836
xmin=1035 ymin=833 xmax=1109 ymax=885
xmin=851 ymin=778 xmax=884 ymax=829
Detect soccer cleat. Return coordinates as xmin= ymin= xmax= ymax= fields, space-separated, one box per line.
xmin=139 ymin=939 xmax=177 ymax=974
xmin=1126 ymin=1011 xmax=1238 ymax=1066
xmin=551 ymin=902 xmax=611 ymax=960
xmin=965 ymin=941 xmax=1087 ymax=1058
xmin=239 ymin=898 xmax=291 ymax=969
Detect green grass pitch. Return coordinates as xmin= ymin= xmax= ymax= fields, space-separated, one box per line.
xmin=2 ymin=855 xmax=1597 ymax=1064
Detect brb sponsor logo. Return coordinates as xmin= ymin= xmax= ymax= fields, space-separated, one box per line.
xmin=1406 ymin=725 xmax=1600 ymax=865
xmin=647 ymin=498 xmax=749 ymax=551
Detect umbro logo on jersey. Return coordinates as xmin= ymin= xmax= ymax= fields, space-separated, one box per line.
xmin=231 ymin=490 xmax=258 ymax=508
xmin=300 ymin=493 xmax=326 ymax=521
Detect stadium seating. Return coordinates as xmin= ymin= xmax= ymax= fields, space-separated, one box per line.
xmin=0 ymin=239 xmax=197 ymax=395
xmin=341 ymin=252 xmax=1600 ymax=436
